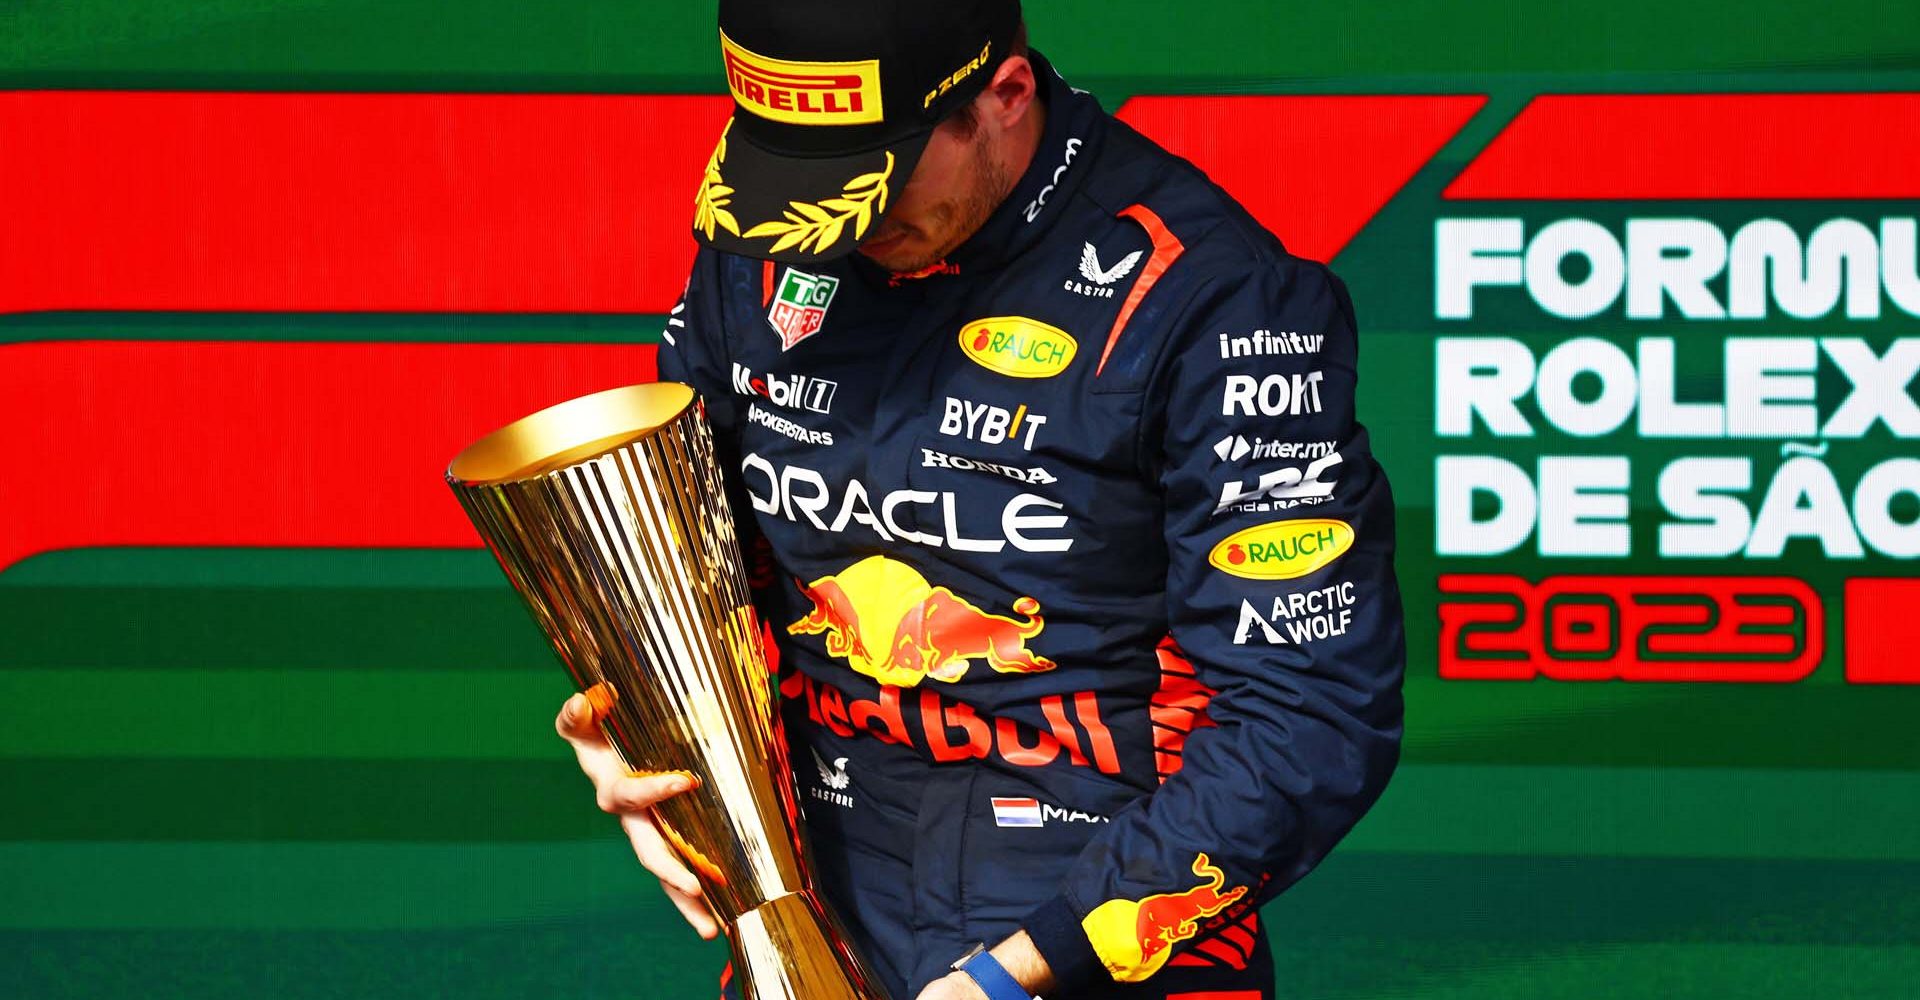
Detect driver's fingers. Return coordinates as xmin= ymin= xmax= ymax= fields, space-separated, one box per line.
xmin=662 ymin=879 xmax=720 ymax=940
xmin=620 ymin=811 xmax=702 ymax=897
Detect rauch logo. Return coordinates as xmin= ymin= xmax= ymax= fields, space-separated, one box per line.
xmin=958 ymin=316 xmax=1078 ymax=379
xmin=1209 ymin=519 xmax=1354 ymax=580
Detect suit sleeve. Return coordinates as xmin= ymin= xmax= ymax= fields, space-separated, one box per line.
xmin=654 ymin=250 xmax=782 ymax=598
xmin=655 ymin=247 xmax=736 ymax=435
xmin=1023 ymin=258 xmax=1406 ymax=990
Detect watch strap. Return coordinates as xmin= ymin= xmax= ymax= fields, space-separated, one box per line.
xmin=958 ymin=949 xmax=1032 ymax=1000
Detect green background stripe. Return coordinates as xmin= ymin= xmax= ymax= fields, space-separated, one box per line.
xmin=5 ymin=0 xmax=1919 ymax=93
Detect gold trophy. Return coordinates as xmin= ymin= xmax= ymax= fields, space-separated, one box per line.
xmin=447 ymin=382 xmax=889 ymax=1000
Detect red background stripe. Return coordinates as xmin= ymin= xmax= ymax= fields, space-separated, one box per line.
xmin=0 ymin=92 xmax=1481 ymax=318
xmin=1845 ymin=578 xmax=1920 ymax=684
xmin=1445 ymin=93 xmax=1920 ymax=200
xmin=1118 ymin=95 xmax=1485 ymax=262
xmin=0 ymin=340 xmax=657 ymax=572
xmin=0 ymin=91 xmax=729 ymax=315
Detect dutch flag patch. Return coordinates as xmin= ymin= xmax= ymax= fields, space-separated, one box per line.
xmin=991 ymin=797 xmax=1044 ymax=828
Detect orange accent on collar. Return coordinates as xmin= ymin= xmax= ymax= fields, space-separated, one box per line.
xmin=1096 ymin=204 xmax=1185 ymax=377
xmin=761 ymin=260 xmax=776 ymax=307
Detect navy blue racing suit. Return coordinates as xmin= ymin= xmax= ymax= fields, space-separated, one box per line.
xmin=661 ymin=51 xmax=1405 ymax=1000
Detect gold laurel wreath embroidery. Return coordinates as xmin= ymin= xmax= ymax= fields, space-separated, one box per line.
xmin=694 ymin=121 xmax=741 ymax=239
xmin=740 ymin=152 xmax=895 ymax=255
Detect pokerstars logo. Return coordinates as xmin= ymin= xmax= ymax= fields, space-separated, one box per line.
xmin=732 ymin=362 xmax=837 ymax=414
xmin=720 ymin=30 xmax=882 ymax=125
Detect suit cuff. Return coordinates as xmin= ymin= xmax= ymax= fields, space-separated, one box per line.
xmin=1022 ymin=894 xmax=1103 ymax=994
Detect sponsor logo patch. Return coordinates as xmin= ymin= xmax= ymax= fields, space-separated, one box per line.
xmin=959 ymin=317 xmax=1078 ymax=379
xmin=1212 ymin=435 xmax=1338 ymax=463
xmin=733 ymin=362 xmax=838 ymax=414
xmin=721 ymin=30 xmax=882 ymax=125
xmin=1234 ymin=581 xmax=1359 ymax=645
xmin=789 ymin=555 xmax=1056 ymax=688
xmin=1065 ymin=242 xmax=1141 ymax=299
xmin=1215 ymin=452 xmax=1344 ymax=514
xmin=1222 ymin=371 xmax=1326 ymax=417
xmin=810 ymin=748 xmax=853 ymax=809
xmin=924 ymin=41 xmax=993 ymax=109
xmin=939 ymin=397 xmax=1048 ymax=451
xmin=746 ymin=403 xmax=834 ymax=446
xmin=1081 ymin=854 xmax=1249 ymax=983
xmin=1218 ymin=328 xmax=1324 ymax=358
xmin=922 ymin=448 xmax=1057 ymax=485
xmin=766 ymin=269 xmax=840 ymax=350
xmin=1210 ymin=518 xmax=1354 ymax=580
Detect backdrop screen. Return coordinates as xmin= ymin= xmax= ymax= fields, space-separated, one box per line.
xmin=3 ymin=2 xmax=1917 ymax=997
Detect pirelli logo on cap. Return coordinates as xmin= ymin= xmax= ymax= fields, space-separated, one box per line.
xmin=721 ymin=30 xmax=883 ymax=125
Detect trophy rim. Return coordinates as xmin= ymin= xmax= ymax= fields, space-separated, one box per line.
xmin=446 ymin=381 xmax=697 ymax=486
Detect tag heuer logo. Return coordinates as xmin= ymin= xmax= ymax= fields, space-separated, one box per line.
xmin=768 ymin=268 xmax=840 ymax=351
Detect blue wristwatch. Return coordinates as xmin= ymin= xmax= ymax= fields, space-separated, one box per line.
xmin=951 ymin=943 xmax=1036 ymax=1000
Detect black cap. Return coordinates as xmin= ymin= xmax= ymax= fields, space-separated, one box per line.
xmin=692 ymin=0 xmax=1023 ymax=263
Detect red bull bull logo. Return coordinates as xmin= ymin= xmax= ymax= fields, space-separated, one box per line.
xmin=1081 ymin=853 xmax=1250 ymax=983
xmin=788 ymin=555 xmax=1056 ymax=688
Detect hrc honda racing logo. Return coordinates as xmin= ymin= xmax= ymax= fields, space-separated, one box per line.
xmin=1214 ymin=451 xmax=1342 ymax=514
xmin=739 ymin=454 xmax=1072 ymax=553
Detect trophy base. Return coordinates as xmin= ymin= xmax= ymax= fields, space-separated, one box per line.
xmin=730 ymin=890 xmax=892 ymax=1000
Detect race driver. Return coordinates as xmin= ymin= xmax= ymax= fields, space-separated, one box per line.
xmin=555 ymin=1 xmax=1407 ymax=997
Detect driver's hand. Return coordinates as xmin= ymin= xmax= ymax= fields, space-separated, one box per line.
xmin=556 ymin=692 xmax=718 ymax=938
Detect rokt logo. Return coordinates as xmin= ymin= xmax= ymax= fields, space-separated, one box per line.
xmin=1210 ymin=518 xmax=1354 ymax=580
xmin=959 ymin=316 xmax=1078 ymax=378
xmin=1222 ymin=371 xmax=1325 ymax=417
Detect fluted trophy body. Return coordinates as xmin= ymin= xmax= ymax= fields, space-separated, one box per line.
xmin=447 ymin=382 xmax=888 ymax=1000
